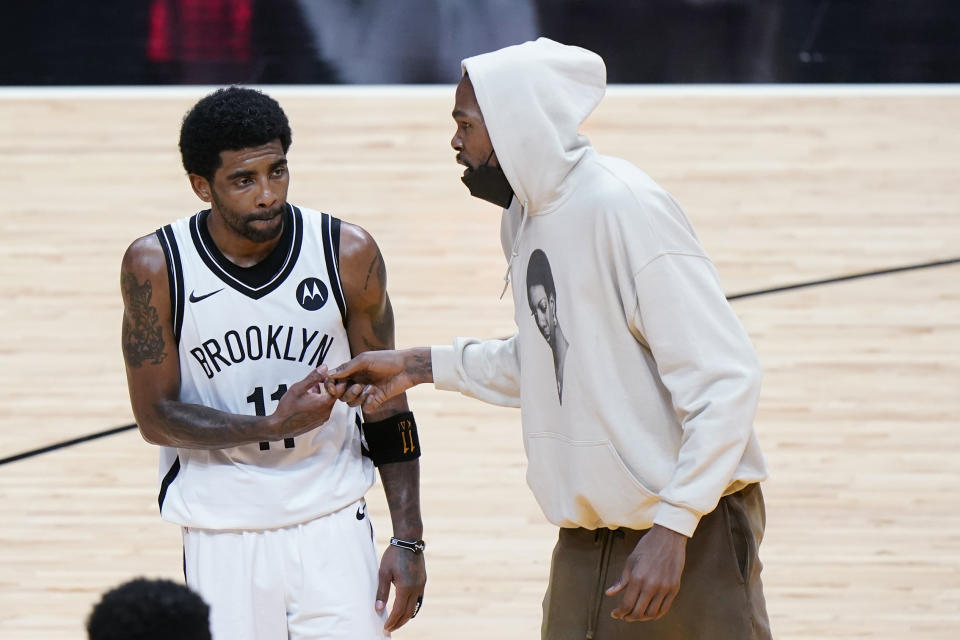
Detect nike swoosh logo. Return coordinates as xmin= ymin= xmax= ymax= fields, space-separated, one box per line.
xmin=189 ymin=288 xmax=224 ymax=303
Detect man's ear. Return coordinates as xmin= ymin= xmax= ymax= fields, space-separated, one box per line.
xmin=189 ymin=174 xmax=213 ymax=203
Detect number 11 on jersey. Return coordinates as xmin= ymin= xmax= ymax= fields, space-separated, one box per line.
xmin=246 ymin=384 xmax=294 ymax=451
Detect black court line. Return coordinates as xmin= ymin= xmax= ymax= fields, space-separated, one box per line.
xmin=1 ymin=255 xmax=958 ymax=467
xmin=726 ymin=257 xmax=960 ymax=300
xmin=0 ymin=424 xmax=137 ymax=466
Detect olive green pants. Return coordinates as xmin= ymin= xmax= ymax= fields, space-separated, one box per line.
xmin=542 ymin=484 xmax=771 ymax=640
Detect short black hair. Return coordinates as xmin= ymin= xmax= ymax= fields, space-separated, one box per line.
xmin=86 ymin=577 xmax=211 ymax=640
xmin=179 ymin=86 xmax=292 ymax=180
xmin=526 ymin=249 xmax=556 ymax=311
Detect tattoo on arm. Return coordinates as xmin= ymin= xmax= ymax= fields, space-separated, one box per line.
xmin=354 ymin=243 xmax=423 ymax=536
xmin=155 ymin=400 xmax=269 ymax=449
xmin=370 ymin=297 xmax=395 ymax=347
xmin=363 ymin=252 xmax=383 ymax=292
xmin=379 ymin=460 xmax=423 ymax=539
xmin=122 ymin=272 xmax=166 ymax=368
xmin=351 ymin=240 xmax=395 ymax=354
xmin=406 ymin=350 xmax=431 ymax=382
xmin=361 ymin=307 xmax=394 ymax=351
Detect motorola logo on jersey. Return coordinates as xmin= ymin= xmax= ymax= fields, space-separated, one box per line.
xmin=296 ymin=277 xmax=328 ymax=311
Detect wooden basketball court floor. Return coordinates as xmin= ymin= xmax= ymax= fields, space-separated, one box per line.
xmin=0 ymin=85 xmax=958 ymax=638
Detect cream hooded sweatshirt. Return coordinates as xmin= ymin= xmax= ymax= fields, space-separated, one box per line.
xmin=431 ymin=38 xmax=767 ymax=537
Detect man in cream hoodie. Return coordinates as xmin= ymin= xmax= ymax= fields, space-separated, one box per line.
xmin=328 ymin=38 xmax=771 ymax=639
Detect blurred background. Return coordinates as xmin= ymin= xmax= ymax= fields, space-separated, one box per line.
xmin=4 ymin=0 xmax=959 ymax=86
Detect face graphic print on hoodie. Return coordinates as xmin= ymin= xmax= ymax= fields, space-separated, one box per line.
xmin=525 ymin=249 xmax=568 ymax=404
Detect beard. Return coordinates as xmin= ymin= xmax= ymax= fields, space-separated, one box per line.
xmin=211 ymin=191 xmax=285 ymax=243
xmin=456 ymin=153 xmax=477 ymax=172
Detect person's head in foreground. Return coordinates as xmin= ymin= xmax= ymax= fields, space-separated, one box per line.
xmin=86 ymin=577 xmax=211 ymax=640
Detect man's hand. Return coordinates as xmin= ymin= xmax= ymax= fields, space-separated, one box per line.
xmin=605 ymin=524 xmax=687 ymax=622
xmin=268 ymin=366 xmax=337 ymax=439
xmin=325 ymin=347 xmax=432 ymax=412
xmin=376 ymin=543 xmax=427 ymax=632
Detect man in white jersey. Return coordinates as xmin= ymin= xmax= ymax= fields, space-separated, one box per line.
xmin=120 ymin=86 xmax=425 ymax=639
xmin=325 ymin=39 xmax=771 ymax=639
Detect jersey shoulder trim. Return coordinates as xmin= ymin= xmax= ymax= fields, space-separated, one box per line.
xmin=321 ymin=212 xmax=348 ymax=324
xmin=155 ymin=224 xmax=185 ymax=342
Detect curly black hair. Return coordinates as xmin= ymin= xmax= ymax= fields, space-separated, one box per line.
xmin=179 ymin=86 xmax=292 ymax=180
xmin=86 ymin=577 xmax=211 ymax=640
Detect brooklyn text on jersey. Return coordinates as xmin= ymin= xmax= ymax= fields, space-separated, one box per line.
xmin=188 ymin=325 xmax=335 ymax=379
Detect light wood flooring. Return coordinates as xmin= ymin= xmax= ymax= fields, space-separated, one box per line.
xmin=0 ymin=85 xmax=958 ymax=638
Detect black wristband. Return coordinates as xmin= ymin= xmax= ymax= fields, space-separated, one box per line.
xmin=362 ymin=411 xmax=420 ymax=466
xmin=390 ymin=536 xmax=426 ymax=554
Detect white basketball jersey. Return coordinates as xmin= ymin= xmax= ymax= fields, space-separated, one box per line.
xmin=153 ymin=205 xmax=374 ymax=530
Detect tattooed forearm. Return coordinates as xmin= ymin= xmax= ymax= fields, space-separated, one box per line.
xmin=160 ymin=401 xmax=250 ymax=447
xmin=378 ymin=459 xmax=423 ymax=539
xmin=122 ymin=272 xmax=166 ymax=367
xmin=154 ymin=400 xmax=267 ymax=449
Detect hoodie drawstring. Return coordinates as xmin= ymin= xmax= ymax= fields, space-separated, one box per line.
xmin=500 ymin=199 xmax=529 ymax=299
xmin=586 ymin=528 xmax=625 ymax=639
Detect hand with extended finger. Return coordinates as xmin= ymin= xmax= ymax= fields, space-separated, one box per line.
xmin=268 ymin=366 xmax=337 ymax=440
xmin=325 ymin=347 xmax=432 ymax=412
xmin=376 ymin=542 xmax=427 ymax=632
xmin=605 ymin=524 xmax=687 ymax=622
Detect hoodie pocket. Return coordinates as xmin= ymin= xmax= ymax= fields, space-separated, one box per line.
xmin=525 ymin=432 xmax=660 ymax=529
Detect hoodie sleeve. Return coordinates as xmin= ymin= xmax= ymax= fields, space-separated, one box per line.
xmin=631 ymin=253 xmax=762 ymax=536
xmin=431 ymin=335 xmax=522 ymax=408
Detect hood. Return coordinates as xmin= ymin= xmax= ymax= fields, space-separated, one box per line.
xmin=462 ymin=38 xmax=606 ymax=215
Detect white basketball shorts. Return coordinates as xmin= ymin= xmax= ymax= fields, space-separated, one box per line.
xmin=182 ymin=498 xmax=388 ymax=639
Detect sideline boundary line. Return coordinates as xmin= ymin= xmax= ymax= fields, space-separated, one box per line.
xmin=0 ymin=424 xmax=137 ymax=466
xmin=2 ymin=255 xmax=958 ymax=466
xmin=727 ymin=257 xmax=960 ymax=300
